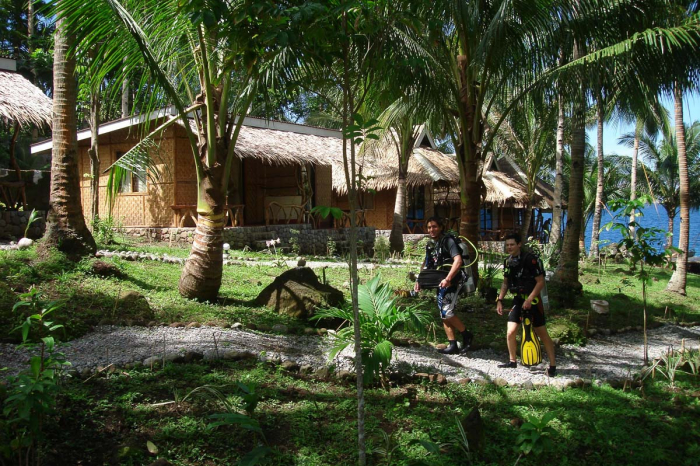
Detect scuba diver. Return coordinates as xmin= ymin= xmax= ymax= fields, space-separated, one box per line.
xmin=495 ymin=233 xmax=557 ymax=376
xmin=414 ymin=216 xmax=473 ymax=355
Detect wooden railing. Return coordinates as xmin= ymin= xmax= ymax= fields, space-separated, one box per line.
xmin=265 ymin=202 xmax=308 ymax=225
xmin=171 ymin=204 xmax=245 ymax=228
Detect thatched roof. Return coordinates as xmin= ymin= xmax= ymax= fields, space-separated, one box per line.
xmin=176 ymin=117 xmax=341 ymax=167
xmin=494 ymin=155 xmax=559 ymax=209
xmin=0 ymin=71 xmax=52 ymax=128
xmin=331 ymin=147 xmax=460 ymax=194
xmin=434 ymin=170 xmax=540 ymax=208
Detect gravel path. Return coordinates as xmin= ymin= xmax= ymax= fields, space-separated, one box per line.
xmin=1 ymin=324 xmax=698 ymax=387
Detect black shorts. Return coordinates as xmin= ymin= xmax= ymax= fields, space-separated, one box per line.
xmin=508 ymin=294 xmax=546 ymax=327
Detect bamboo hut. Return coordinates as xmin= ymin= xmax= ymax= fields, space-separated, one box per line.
xmin=0 ymin=57 xmax=52 ymax=209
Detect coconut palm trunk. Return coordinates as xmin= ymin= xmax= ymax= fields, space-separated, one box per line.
xmin=630 ymin=126 xmax=639 ymax=233
xmin=179 ymin=166 xmax=227 ymax=301
xmin=41 ymin=15 xmax=96 ymax=259
xmin=519 ymin=202 xmax=533 ymax=241
xmin=666 ymin=84 xmax=689 ymax=295
xmin=458 ymin=140 xmax=482 ymax=280
xmin=589 ymin=97 xmax=605 ymax=259
xmin=389 ymin=168 xmax=407 ymax=253
xmin=552 ymin=42 xmax=585 ymax=291
xmin=88 ymin=84 xmax=100 ymax=223
xmin=666 ymin=214 xmax=675 ymax=250
xmin=551 ymin=94 xmax=565 ymax=245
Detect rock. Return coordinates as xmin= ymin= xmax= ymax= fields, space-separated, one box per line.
xmin=169 ymin=322 xmax=186 ymax=328
xmin=116 ymin=291 xmax=155 ymax=323
xmin=522 ymin=380 xmax=535 ymax=390
xmin=246 ymin=323 xmax=258 ymax=331
xmin=143 ymin=356 xmax=162 ymax=368
xmin=314 ymin=367 xmax=331 ymax=380
xmin=493 ymin=377 xmax=508 ymax=387
xmin=281 ymin=360 xmax=300 ymax=372
xmin=337 ymin=370 xmax=355 ymax=382
xmin=148 ymin=460 xmax=173 ymax=466
xmin=299 ymin=364 xmax=313 ymax=374
xmin=272 ymin=324 xmax=288 ymax=334
xmin=17 ymin=237 xmax=33 ymax=249
xmin=303 ymin=327 xmax=316 ymax=335
xmin=231 ymin=322 xmax=244 ymax=329
xmin=459 ymin=408 xmax=484 ymax=452
xmin=254 ymin=267 xmax=344 ymax=318
xmin=317 ymin=328 xmax=327 ymax=336
xmin=297 ymin=258 xmax=307 ymax=267
xmin=91 ymin=260 xmax=124 ymax=278
xmin=435 ymin=374 xmax=447 ymax=385
xmin=183 ymin=351 xmax=203 ymax=363
xmin=458 ymin=378 xmax=471 ymax=385
xmin=185 ymin=322 xmax=201 ymax=329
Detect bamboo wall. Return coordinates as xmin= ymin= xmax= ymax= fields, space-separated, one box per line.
xmin=78 ymin=125 xmax=176 ymax=227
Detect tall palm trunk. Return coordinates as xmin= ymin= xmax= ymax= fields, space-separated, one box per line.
xmin=458 ymin=143 xmax=481 ymax=281
xmin=179 ymin=160 xmax=227 ymax=301
xmin=552 ymin=42 xmax=584 ymax=291
xmin=589 ymin=98 xmax=605 ymax=259
xmin=550 ymin=94 xmax=565 ymax=245
xmin=667 ymin=84 xmax=688 ymax=295
xmin=666 ymin=214 xmax=675 ymax=250
xmin=122 ymin=56 xmax=129 ymax=118
xmin=519 ymin=202 xmax=533 ymax=241
xmin=389 ymin=166 xmax=407 ymax=253
xmin=630 ymin=126 xmax=639 ymax=234
xmin=88 ymin=76 xmax=100 ymax=223
xmin=41 ymin=16 xmax=96 ymax=259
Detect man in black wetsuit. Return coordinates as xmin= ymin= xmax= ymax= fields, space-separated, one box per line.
xmin=414 ymin=217 xmax=473 ymax=354
xmin=495 ymin=233 xmax=557 ymax=376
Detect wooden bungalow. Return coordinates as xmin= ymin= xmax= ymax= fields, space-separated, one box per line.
xmin=31 ymin=111 xmax=543 ymax=242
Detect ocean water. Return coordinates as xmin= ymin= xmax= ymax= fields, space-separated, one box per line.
xmin=583 ymin=206 xmax=700 ymax=254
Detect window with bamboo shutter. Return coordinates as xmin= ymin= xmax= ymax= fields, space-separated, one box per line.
xmin=115 ymin=151 xmax=147 ymax=193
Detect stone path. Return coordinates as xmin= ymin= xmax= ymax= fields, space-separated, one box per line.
xmin=1 ymin=323 xmax=697 ymax=388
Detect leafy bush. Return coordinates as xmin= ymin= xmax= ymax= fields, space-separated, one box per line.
xmin=1 ymin=288 xmax=70 ymax=464
xmin=313 ymin=275 xmax=431 ymax=385
xmin=373 ymin=236 xmax=390 ymax=262
xmin=91 ymin=215 xmax=122 ymax=245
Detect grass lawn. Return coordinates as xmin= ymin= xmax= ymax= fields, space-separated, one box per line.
xmin=1 ymin=241 xmax=699 ymax=465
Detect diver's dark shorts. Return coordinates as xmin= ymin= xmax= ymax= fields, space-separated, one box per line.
xmin=508 ymin=294 xmax=546 ymax=327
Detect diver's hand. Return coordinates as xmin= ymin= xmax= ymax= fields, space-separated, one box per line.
xmin=439 ymin=278 xmax=451 ymax=289
xmin=522 ymin=298 xmax=532 ymax=310
xmin=414 ymin=281 xmax=420 ymax=292
xmin=496 ymin=301 xmax=503 ymax=316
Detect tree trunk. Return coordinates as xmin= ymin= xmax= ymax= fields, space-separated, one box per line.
xmin=551 ymin=41 xmax=584 ymax=291
xmin=666 ymin=214 xmax=674 ymax=250
xmin=630 ymin=127 xmax=639 ymax=234
xmin=178 ymin=166 xmax=226 ymax=302
xmin=550 ymin=92 xmax=565 ymax=245
xmin=667 ymin=85 xmax=688 ymax=295
xmin=88 ymin=81 xmax=100 ymax=223
xmin=389 ymin=169 xmax=406 ymax=254
xmin=122 ymin=56 xmax=130 ymax=118
xmin=40 ymin=16 xmax=96 ymax=259
xmin=589 ymin=98 xmax=605 ymax=259
xmin=28 ymin=0 xmax=39 ymax=140
xmin=519 ymin=203 xmax=533 ymax=242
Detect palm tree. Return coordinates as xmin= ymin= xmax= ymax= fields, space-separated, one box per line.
xmin=418 ymin=0 xmax=558 ymax=278
xmin=58 ymin=0 xmax=311 ymax=301
xmin=490 ymin=95 xmax=557 ymax=240
xmin=622 ymin=121 xmax=700 ymax=249
xmin=39 ymin=12 xmax=96 ymax=259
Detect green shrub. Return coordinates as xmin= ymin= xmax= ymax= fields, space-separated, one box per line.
xmin=313 ymin=275 xmax=432 ymax=385
xmin=373 ymin=236 xmax=390 ymax=262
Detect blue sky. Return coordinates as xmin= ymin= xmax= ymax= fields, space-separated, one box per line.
xmin=587 ymin=90 xmax=700 ymax=158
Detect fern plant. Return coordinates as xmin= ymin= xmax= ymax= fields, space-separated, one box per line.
xmin=313 ymin=275 xmax=431 ymax=386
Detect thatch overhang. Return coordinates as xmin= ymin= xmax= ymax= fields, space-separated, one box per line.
xmin=434 ymin=170 xmax=537 ymax=208
xmin=494 ymin=155 xmax=561 ymax=209
xmin=0 ymin=70 xmax=52 ymax=128
xmin=331 ymin=147 xmax=460 ymax=195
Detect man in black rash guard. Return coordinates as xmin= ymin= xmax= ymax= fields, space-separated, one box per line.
xmin=414 ymin=217 xmax=473 ymax=354
xmin=495 ymin=232 xmax=557 ymax=376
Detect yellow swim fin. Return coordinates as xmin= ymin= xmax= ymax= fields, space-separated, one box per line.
xmin=520 ymin=314 xmax=542 ymax=366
